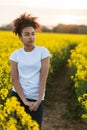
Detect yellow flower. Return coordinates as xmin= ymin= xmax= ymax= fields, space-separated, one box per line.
xmin=82 ymin=114 xmax=87 ymax=119
xmin=83 ymin=93 xmax=87 ymax=99
xmin=78 ymin=96 xmax=82 ymax=103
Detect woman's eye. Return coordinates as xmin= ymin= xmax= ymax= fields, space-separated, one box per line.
xmin=24 ymin=33 xmax=29 ymax=36
xmin=23 ymin=33 xmax=35 ymax=36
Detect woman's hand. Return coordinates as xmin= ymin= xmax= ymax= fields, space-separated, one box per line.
xmin=29 ymin=100 xmax=41 ymax=111
xmin=23 ymin=99 xmax=41 ymax=111
xmin=23 ymin=98 xmax=31 ymax=106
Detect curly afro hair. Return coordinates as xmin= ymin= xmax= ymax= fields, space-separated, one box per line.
xmin=13 ymin=13 xmax=41 ymax=36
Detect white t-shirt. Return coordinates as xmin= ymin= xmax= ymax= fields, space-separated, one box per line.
xmin=9 ymin=45 xmax=50 ymax=100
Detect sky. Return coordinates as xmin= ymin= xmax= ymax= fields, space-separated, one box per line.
xmin=0 ymin=0 xmax=87 ymax=27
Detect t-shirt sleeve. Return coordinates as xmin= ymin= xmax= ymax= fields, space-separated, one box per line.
xmin=9 ymin=50 xmax=18 ymax=62
xmin=41 ymin=47 xmax=50 ymax=60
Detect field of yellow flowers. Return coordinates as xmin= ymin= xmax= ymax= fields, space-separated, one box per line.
xmin=68 ymin=40 xmax=87 ymax=121
xmin=0 ymin=31 xmax=87 ymax=129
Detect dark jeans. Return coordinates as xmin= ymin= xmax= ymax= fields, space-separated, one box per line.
xmin=10 ymin=91 xmax=44 ymax=129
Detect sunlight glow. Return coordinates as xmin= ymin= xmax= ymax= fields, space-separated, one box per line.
xmin=0 ymin=0 xmax=87 ymax=26
xmin=21 ymin=0 xmax=87 ymax=9
xmin=59 ymin=15 xmax=78 ymax=24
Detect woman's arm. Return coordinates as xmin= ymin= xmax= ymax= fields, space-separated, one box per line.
xmin=30 ymin=57 xmax=50 ymax=111
xmin=10 ymin=61 xmax=31 ymax=106
xmin=38 ymin=57 xmax=50 ymax=103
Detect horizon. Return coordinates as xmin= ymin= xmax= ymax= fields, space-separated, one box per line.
xmin=0 ymin=21 xmax=87 ymax=29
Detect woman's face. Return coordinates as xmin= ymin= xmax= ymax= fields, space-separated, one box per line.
xmin=20 ymin=26 xmax=36 ymax=47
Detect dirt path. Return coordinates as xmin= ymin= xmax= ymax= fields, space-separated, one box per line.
xmin=42 ymin=67 xmax=87 ymax=130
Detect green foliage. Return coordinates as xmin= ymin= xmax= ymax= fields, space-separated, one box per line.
xmin=63 ymin=81 xmax=84 ymax=119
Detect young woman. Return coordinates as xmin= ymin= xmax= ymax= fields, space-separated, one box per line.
xmin=9 ymin=13 xmax=50 ymax=129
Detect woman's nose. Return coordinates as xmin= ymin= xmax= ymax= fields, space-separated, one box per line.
xmin=29 ymin=34 xmax=33 ymax=38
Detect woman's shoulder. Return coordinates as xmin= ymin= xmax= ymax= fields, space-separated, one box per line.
xmin=9 ymin=48 xmax=23 ymax=61
xmin=36 ymin=45 xmax=50 ymax=57
xmin=10 ymin=48 xmax=23 ymax=56
xmin=36 ymin=45 xmax=48 ymax=50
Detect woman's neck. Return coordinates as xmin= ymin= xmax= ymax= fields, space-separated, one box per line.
xmin=24 ymin=45 xmax=35 ymax=52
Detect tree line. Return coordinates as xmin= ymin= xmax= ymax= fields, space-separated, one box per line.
xmin=0 ymin=23 xmax=87 ymax=34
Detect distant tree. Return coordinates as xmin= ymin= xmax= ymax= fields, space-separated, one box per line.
xmin=41 ymin=26 xmax=51 ymax=32
xmin=52 ymin=24 xmax=63 ymax=32
xmin=77 ymin=25 xmax=87 ymax=34
xmin=52 ymin=24 xmax=87 ymax=34
xmin=0 ymin=23 xmax=12 ymax=31
xmin=0 ymin=23 xmax=87 ymax=34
